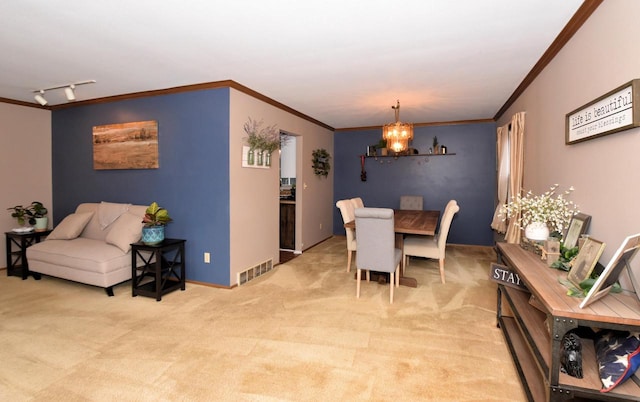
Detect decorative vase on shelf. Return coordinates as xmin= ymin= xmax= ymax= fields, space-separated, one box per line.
xmin=247 ymin=148 xmax=255 ymax=165
xmin=525 ymin=222 xmax=550 ymax=241
xmin=265 ymin=152 xmax=271 ymax=167
xmin=257 ymin=150 xmax=264 ymax=166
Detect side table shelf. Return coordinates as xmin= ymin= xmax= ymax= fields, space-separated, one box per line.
xmin=5 ymin=230 xmax=52 ymax=279
xmin=131 ymin=238 xmax=186 ymax=301
xmin=496 ymin=242 xmax=640 ymax=402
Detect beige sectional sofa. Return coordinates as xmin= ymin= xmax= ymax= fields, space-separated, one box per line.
xmin=27 ymin=202 xmax=147 ymax=296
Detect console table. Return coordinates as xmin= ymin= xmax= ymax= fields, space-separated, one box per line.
xmin=496 ymin=242 xmax=640 ymax=402
xmin=131 ymin=238 xmax=185 ymax=301
xmin=5 ymin=230 xmax=52 ymax=279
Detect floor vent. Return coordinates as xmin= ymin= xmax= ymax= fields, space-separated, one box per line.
xmin=237 ymin=259 xmax=273 ymax=286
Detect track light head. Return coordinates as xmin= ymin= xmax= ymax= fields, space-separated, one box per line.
xmin=34 ymin=90 xmax=47 ymax=106
xmin=64 ymin=85 xmax=76 ymax=101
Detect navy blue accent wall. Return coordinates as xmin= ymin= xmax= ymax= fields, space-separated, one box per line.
xmin=333 ymin=122 xmax=497 ymax=246
xmin=52 ymin=88 xmax=231 ymax=285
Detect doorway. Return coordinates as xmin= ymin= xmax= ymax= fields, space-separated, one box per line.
xmin=279 ymin=134 xmax=297 ymax=255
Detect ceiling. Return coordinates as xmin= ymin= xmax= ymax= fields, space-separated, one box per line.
xmin=0 ymin=0 xmax=589 ymax=129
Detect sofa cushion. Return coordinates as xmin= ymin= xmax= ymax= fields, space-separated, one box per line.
xmin=106 ymin=212 xmax=144 ymax=253
xmin=98 ymin=201 xmax=131 ymax=229
xmin=27 ymin=238 xmax=129 ymax=274
xmin=47 ymin=212 xmax=94 ymax=240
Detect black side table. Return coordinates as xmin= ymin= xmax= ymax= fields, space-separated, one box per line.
xmin=131 ymin=238 xmax=186 ymax=301
xmin=5 ymin=229 xmax=52 ymax=279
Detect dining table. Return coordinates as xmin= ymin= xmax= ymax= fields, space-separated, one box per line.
xmin=344 ymin=209 xmax=440 ymax=287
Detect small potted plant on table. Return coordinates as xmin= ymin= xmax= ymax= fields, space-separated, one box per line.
xmin=28 ymin=201 xmax=48 ymax=232
xmin=141 ymin=202 xmax=172 ymax=245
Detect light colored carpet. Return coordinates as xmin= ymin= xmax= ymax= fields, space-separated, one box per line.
xmin=0 ymin=236 xmax=525 ymax=401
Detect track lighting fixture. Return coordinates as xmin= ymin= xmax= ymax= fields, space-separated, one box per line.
xmin=32 ymin=80 xmax=96 ymax=105
xmin=34 ymin=90 xmax=47 ymax=106
xmin=64 ymin=84 xmax=76 ymax=101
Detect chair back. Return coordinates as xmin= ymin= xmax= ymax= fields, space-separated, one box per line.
xmin=355 ymin=208 xmax=397 ymax=274
xmin=400 ymin=195 xmax=423 ymax=210
xmin=436 ymin=200 xmax=460 ymax=252
xmin=336 ymin=199 xmax=356 ymax=249
xmin=350 ymin=197 xmax=364 ymax=209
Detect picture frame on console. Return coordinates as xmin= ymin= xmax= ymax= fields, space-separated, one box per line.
xmin=568 ymin=237 xmax=606 ymax=288
xmin=580 ymin=233 xmax=640 ymax=309
xmin=563 ymin=213 xmax=591 ymax=250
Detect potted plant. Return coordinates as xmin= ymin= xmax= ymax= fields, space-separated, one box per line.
xmin=500 ymin=184 xmax=578 ymax=241
xmin=141 ymin=202 xmax=172 ymax=245
xmin=28 ymin=201 xmax=48 ymax=231
xmin=7 ymin=205 xmax=30 ymax=227
xmin=376 ymin=139 xmax=388 ymax=156
xmin=244 ymin=117 xmax=280 ymax=166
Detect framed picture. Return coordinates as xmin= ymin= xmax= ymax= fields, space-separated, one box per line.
xmin=568 ymin=237 xmax=606 ymax=288
xmin=93 ymin=120 xmax=159 ymax=170
xmin=565 ymin=79 xmax=640 ymax=145
xmin=580 ymin=233 xmax=640 ymax=309
xmin=563 ymin=213 xmax=591 ymax=250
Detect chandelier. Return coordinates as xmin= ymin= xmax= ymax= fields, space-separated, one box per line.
xmin=382 ymin=100 xmax=414 ymax=153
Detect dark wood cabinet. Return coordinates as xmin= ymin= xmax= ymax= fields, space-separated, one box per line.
xmin=280 ymin=201 xmax=295 ymax=250
xmin=131 ymin=238 xmax=186 ymax=301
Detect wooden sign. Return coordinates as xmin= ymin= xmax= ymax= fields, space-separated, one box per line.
xmin=566 ymin=79 xmax=640 ymax=144
xmin=490 ymin=263 xmax=528 ymax=290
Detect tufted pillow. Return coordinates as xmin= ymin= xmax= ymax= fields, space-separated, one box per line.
xmin=595 ymin=330 xmax=640 ymax=392
xmin=105 ymin=212 xmax=144 ymax=253
xmin=47 ymin=212 xmax=94 ymax=240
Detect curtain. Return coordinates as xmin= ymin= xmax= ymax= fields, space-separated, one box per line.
xmin=490 ymin=123 xmax=510 ymax=233
xmin=504 ymin=112 xmax=525 ymax=244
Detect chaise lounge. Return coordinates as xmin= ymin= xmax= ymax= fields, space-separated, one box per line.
xmin=26 ymin=202 xmax=147 ymax=296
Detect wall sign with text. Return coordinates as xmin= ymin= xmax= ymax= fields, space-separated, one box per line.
xmin=565 ymin=79 xmax=640 ymax=145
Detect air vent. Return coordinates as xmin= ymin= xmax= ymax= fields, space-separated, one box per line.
xmin=237 ymin=259 xmax=273 ymax=286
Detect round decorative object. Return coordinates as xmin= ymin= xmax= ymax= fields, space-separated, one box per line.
xmin=142 ymin=226 xmax=165 ymax=245
xmin=312 ymin=148 xmax=331 ymax=177
xmin=525 ymin=222 xmax=550 ymax=241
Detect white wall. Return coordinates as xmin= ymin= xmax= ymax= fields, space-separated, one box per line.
xmin=280 ymin=137 xmax=296 ymax=180
xmin=229 ymin=89 xmax=333 ymax=285
xmin=498 ymin=0 xmax=640 ymax=269
xmin=0 ymin=103 xmax=52 ymax=264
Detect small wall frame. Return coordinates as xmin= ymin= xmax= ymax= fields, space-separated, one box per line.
xmin=566 ymin=79 xmax=640 ymax=145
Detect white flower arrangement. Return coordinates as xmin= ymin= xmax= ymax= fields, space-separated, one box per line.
xmin=500 ymin=184 xmax=578 ymax=234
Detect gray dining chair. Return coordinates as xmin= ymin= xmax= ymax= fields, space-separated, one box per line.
xmin=336 ymin=199 xmax=357 ymax=272
xmin=355 ymin=207 xmax=402 ymax=303
xmin=400 ymin=195 xmax=423 ymax=210
xmin=402 ymin=200 xmax=460 ymax=284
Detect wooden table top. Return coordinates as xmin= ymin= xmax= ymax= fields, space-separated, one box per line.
xmin=497 ymin=242 xmax=640 ymax=326
xmin=344 ymin=209 xmax=440 ymax=236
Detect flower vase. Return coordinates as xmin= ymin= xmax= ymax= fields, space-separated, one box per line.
xmin=265 ymin=152 xmax=271 ymax=167
xmin=525 ymin=222 xmax=550 ymax=241
xmin=142 ymin=226 xmax=165 ymax=245
xmin=257 ymin=150 xmax=263 ymax=166
xmin=247 ymin=148 xmax=255 ymax=165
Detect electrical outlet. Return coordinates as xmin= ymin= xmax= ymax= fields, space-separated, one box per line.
xmin=204 ymin=252 xmax=210 ymax=263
